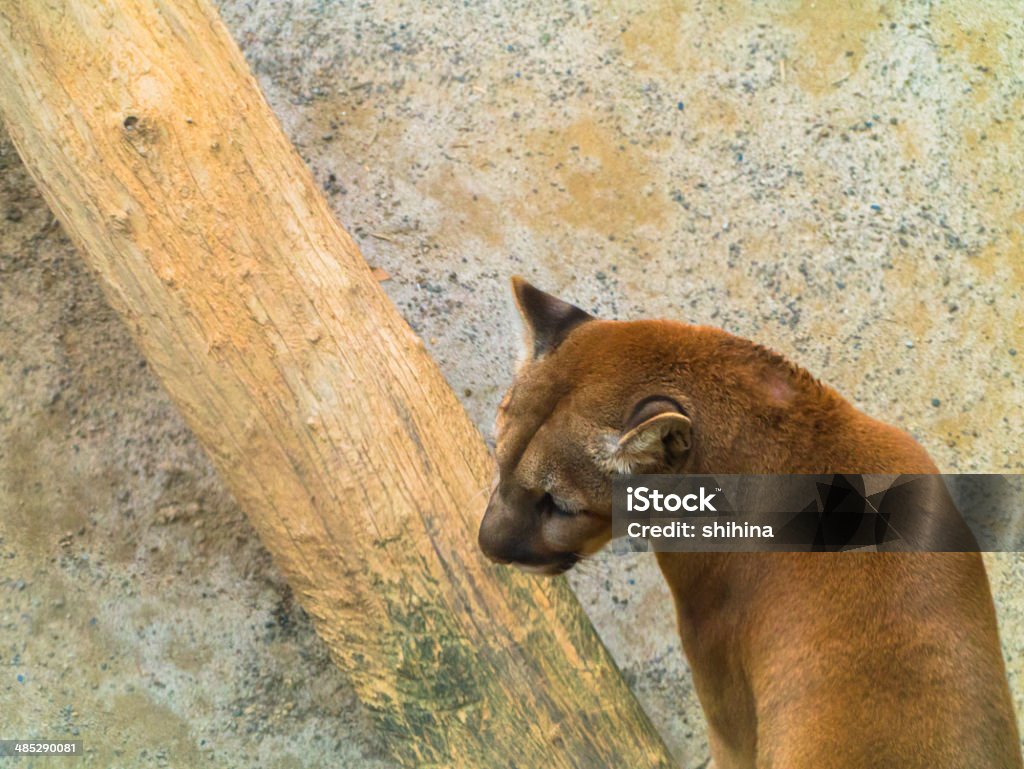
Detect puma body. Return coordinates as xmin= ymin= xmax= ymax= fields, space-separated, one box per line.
xmin=479 ymin=279 xmax=1022 ymax=769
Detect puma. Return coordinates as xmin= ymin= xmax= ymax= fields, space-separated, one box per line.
xmin=478 ymin=278 xmax=1022 ymax=769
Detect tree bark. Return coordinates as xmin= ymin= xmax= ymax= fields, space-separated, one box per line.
xmin=0 ymin=1 xmax=674 ymax=766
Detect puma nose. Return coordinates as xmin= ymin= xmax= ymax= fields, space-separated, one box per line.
xmin=479 ymin=533 xmax=532 ymax=566
xmin=478 ymin=508 xmax=510 ymax=564
xmin=478 ymin=489 xmax=524 ymax=565
xmin=478 ymin=532 xmax=512 ymax=564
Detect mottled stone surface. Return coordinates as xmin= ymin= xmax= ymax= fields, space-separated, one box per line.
xmin=1 ymin=1 xmax=1020 ymax=766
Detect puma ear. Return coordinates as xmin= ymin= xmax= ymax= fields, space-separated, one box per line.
xmin=511 ymin=276 xmax=593 ymax=358
xmin=612 ymin=397 xmax=693 ymax=473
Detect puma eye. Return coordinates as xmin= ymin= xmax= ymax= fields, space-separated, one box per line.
xmin=539 ymin=492 xmax=579 ymax=517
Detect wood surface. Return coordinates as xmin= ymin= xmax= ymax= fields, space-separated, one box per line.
xmin=0 ymin=1 xmax=674 ymax=765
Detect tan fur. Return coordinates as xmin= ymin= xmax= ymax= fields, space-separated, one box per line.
xmin=480 ymin=306 xmax=1022 ymax=769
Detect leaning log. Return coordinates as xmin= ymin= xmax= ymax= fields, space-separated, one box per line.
xmin=0 ymin=1 xmax=674 ymax=766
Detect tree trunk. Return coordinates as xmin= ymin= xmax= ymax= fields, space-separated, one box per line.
xmin=0 ymin=1 xmax=674 ymax=766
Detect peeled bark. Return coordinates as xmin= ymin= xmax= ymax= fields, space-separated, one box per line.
xmin=0 ymin=1 xmax=674 ymax=766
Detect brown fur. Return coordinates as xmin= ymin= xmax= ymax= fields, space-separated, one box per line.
xmin=479 ymin=283 xmax=1022 ymax=769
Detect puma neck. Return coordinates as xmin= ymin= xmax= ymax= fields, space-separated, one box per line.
xmin=655 ymin=324 xmax=865 ymax=475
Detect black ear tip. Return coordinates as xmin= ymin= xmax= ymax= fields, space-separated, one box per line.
xmin=508 ymin=275 xmax=594 ymax=357
xmin=510 ymin=275 xmax=539 ymax=307
xmin=510 ymin=276 xmax=562 ymax=323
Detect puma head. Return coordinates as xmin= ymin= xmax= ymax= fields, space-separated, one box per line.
xmin=477 ymin=277 xmax=696 ymax=575
xmin=477 ymin=279 xmax=937 ymax=575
